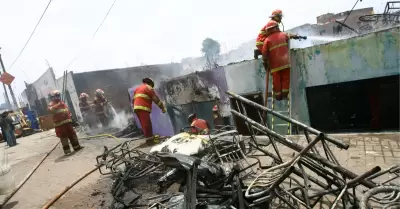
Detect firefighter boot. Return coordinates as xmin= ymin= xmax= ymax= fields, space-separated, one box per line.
xmin=69 ymin=134 xmax=84 ymax=152
xmin=60 ymin=137 xmax=72 ymax=155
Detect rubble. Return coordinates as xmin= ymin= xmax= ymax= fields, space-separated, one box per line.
xmin=96 ymin=92 xmax=400 ymax=209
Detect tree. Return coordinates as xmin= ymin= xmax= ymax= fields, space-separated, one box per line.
xmin=201 ymin=38 xmax=221 ymax=70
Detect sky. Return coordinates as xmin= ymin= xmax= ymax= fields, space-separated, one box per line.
xmin=0 ymin=0 xmax=388 ymax=104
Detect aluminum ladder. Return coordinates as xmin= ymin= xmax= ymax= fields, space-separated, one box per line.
xmin=268 ymin=73 xmax=291 ymax=135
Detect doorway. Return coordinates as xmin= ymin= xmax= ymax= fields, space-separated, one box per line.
xmin=306 ymin=75 xmax=399 ymax=133
xmin=230 ymin=92 xmax=264 ymax=135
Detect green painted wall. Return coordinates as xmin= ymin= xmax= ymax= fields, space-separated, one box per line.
xmin=290 ymin=27 xmax=400 ymax=124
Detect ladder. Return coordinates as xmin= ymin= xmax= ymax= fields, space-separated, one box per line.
xmin=268 ymin=72 xmax=291 ymax=135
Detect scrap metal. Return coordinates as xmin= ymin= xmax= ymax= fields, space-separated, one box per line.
xmin=95 ymin=91 xmax=399 ymax=209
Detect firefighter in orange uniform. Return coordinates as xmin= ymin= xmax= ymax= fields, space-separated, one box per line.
xmin=132 ymin=78 xmax=166 ymax=144
xmin=79 ymin=92 xmax=96 ymax=128
xmin=262 ymin=20 xmax=291 ymax=101
xmin=93 ymin=89 xmax=109 ymax=127
xmin=255 ymin=9 xmax=300 ymax=59
xmin=188 ymin=113 xmax=211 ymax=135
xmin=48 ymin=90 xmax=83 ymax=155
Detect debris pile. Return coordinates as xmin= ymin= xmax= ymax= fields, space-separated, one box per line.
xmin=96 ymin=92 xmax=400 ymax=209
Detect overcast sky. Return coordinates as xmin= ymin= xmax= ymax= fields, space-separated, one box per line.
xmin=0 ymin=0 xmax=388 ymax=103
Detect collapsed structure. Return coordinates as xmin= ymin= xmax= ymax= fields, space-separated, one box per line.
xmin=96 ymin=91 xmax=400 ymax=208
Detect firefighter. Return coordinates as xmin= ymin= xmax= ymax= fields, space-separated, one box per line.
xmin=79 ymin=93 xmax=96 ymax=128
xmin=93 ymin=89 xmax=109 ymax=127
xmin=254 ymin=9 xmax=302 ymax=59
xmin=188 ymin=113 xmax=210 ymax=135
xmin=212 ymin=105 xmax=223 ymax=128
xmin=262 ymin=20 xmax=291 ymax=101
xmin=48 ymin=90 xmax=83 ymax=155
xmin=132 ymin=78 xmax=166 ymax=144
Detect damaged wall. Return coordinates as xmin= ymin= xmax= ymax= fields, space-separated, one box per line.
xmin=56 ymin=72 xmax=80 ymax=121
xmin=291 ymin=26 xmax=400 ymax=124
xmin=73 ymin=63 xmax=182 ymax=115
xmin=158 ymin=68 xmax=229 ymax=133
xmin=31 ymin=68 xmax=57 ymax=99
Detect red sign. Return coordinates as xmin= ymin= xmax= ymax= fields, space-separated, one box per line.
xmin=0 ymin=72 xmax=15 ymax=85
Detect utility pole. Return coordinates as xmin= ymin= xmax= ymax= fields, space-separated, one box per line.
xmin=0 ymin=52 xmax=11 ymax=109
xmin=0 ymin=51 xmax=19 ymax=109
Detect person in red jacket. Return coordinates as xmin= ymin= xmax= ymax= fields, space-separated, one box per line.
xmin=48 ymin=90 xmax=83 ymax=155
xmin=188 ymin=113 xmax=210 ymax=135
xmin=132 ymin=78 xmax=166 ymax=144
xmin=255 ymin=9 xmax=301 ymax=59
xmin=262 ymin=20 xmax=291 ymax=101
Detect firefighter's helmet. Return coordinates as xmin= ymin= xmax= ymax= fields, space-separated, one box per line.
xmin=212 ymin=105 xmax=218 ymax=112
xmin=142 ymin=77 xmax=155 ymax=88
xmin=188 ymin=113 xmax=197 ymax=124
xmin=50 ymin=90 xmax=61 ymax=101
xmin=95 ymin=89 xmax=104 ymax=97
xmin=79 ymin=93 xmax=89 ymax=99
xmin=269 ymin=9 xmax=283 ymax=18
xmin=266 ymin=20 xmax=279 ymax=30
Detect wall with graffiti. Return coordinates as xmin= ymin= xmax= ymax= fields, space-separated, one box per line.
xmin=291 ymin=26 xmax=400 ymax=124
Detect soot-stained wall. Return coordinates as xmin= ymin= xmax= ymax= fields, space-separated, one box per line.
xmin=291 ymin=27 xmax=400 ymax=124
xmin=73 ymin=63 xmax=182 ymax=114
xmin=157 ymin=68 xmax=229 ymax=134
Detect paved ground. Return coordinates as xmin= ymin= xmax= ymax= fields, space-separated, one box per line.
xmin=0 ymin=130 xmax=139 ymax=209
xmin=0 ymin=131 xmax=398 ymax=209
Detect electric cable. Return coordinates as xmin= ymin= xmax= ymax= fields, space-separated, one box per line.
xmin=8 ymin=0 xmax=53 ymax=71
xmin=64 ymin=0 xmax=118 ymax=70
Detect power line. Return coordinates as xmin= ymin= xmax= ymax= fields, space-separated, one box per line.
xmin=64 ymin=0 xmax=118 ymax=70
xmin=92 ymin=0 xmax=118 ymax=39
xmin=8 ymin=0 xmax=53 ymax=71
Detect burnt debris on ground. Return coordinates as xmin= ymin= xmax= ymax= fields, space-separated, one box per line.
xmin=96 ymin=92 xmax=400 ymax=209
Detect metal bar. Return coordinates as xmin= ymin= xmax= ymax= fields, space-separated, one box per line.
xmin=226 ymin=91 xmax=349 ymax=149
xmin=231 ymin=109 xmax=376 ymax=188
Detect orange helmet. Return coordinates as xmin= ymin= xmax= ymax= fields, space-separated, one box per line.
xmin=50 ymin=90 xmax=61 ymax=101
xmin=79 ymin=93 xmax=89 ymax=99
xmin=269 ymin=9 xmax=283 ymax=18
xmin=212 ymin=105 xmax=218 ymax=112
xmin=95 ymin=89 xmax=104 ymax=97
xmin=266 ymin=20 xmax=279 ymax=30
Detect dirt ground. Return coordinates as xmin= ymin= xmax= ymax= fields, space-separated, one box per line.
xmin=51 ymin=177 xmax=114 ymax=209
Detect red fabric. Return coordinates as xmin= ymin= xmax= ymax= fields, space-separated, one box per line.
xmin=135 ymin=110 xmax=153 ymax=137
xmin=133 ymin=83 xmax=157 ymax=112
xmin=48 ymin=101 xmax=71 ymax=125
xmin=55 ymin=123 xmax=76 ymax=138
xmin=191 ymin=118 xmax=210 ymax=134
xmin=272 ymin=68 xmax=290 ymax=99
xmin=262 ymin=31 xmax=290 ymax=73
xmin=256 ymin=25 xmax=268 ymax=48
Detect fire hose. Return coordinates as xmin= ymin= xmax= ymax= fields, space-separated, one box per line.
xmin=0 ymin=134 xmax=120 ymax=208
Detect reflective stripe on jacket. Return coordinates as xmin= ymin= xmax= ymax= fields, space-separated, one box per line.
xmin=191 ymin=118 xmax=210 ymax=135
xmin=262 ymin=31 xmax=290 ymax=73
xmin=256 ymin=25 xmax=268 ymax=47
xmin=133 ymin=84 xmax=156 ymax=112
xmin=48 ymin=101 xmax=72 ymax=127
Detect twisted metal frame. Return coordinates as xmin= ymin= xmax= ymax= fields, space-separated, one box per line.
xmin=225 ymin=91 xmax=396 ymax=208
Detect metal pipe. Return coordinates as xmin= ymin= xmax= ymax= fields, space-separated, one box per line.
xmin=226 ymin=91 xmax=349 ymax=149
xmin=231 ymin=109 xmax=376 ymax=188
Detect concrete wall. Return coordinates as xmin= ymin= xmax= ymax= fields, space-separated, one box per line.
xmin=72 ymin=63 xmax=182 ymax=114
xmin=157 ymin=67 xmax=230 ymax=134
xmin=290 ymin=27 xmax=400 ymax=124
xmin=56 ymin=72 xmax=81 ymax=120
xmin=31 ymin=68 xmax=57 ymax=99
